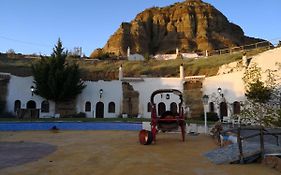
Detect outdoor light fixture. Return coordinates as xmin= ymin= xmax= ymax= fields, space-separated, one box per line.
xmin=202 ymin=94 xmax=209 ymax=134
xmin=30 ymin=86 xmax=35 ymax=96
xmin=166 ymin=94 xmax=170 ymax=100
xmin=99 ymin=89 xmax=103 ymax=98
xmin=217 ymin=87 xmax=224 ymax=97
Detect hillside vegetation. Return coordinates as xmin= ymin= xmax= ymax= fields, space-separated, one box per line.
xmin=0 ymin=49 xmax=267 ymax=80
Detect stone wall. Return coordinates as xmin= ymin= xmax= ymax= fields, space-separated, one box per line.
xmin=183 ymin=80 xmax=203 ymax=118
xmin=0 ymin=76 xmax=10 ymax=114
xmin=122 ymin=82 xmax=139 ymax=117
xmin=55 ymin=100 xmax=77 ymax=117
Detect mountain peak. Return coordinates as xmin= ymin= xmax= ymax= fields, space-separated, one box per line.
xmin=91 ymin=0 xmax=263 ymax=58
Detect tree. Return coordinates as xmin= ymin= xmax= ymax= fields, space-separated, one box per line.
xmin=32 ymin=39 xmax=86 ymax=108
xmin=245 ymin=79 xmax=272 ymax=103
xmin=240 ymin=63 xmax=280 ymax=126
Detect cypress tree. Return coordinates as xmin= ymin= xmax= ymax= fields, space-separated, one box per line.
xmin=32 ymin=39 xmax=86 ymax=106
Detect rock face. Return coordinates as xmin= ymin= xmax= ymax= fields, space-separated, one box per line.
xmin=92 ymin=0 xmax=264 ymax=57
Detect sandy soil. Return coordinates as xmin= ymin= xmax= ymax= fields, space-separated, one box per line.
xmin=0 ymin=131 xmax=279 ymax=175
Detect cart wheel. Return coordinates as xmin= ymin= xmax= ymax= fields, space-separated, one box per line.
xmin=139 ymin=129 xmax=153 ymax=145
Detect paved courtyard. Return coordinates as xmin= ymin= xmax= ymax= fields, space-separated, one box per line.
xmin=0 ymin=131 xmax=279 ymax=175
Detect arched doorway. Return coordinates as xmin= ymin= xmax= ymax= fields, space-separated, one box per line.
xmin=158 ymin=102 xmax=166 ymax=116
xmin=233 ymin=101 xmax=241 ymax=114
xmin=26 ymin=100 xmax=38 ymax=118
xmin=170 ymin=102 xmax=177 ymax=114
xmin=96 ymin=102 xmax=104 ymax=118
xmin=27 ymin=100 xmax=36 ymax=109
xmin=220 ymin=102 xmax=228 ymax=119
xmin=209 ymin=102 xmax=215 ymax=113
xmin=14 ymin=100 xmax=21 ymax=117
xmin=14 ymin=100 xmax=21 ymax=112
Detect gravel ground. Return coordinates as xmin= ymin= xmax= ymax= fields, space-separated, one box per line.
xmin=0 ymin=131 xmax=279 ymax=175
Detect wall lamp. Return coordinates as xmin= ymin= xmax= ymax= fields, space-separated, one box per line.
xmin=30 ymin=86 xmax=35 ymax=96
xmin=99 ymin=89 xmax=103 ymax=98
xmin=166 ymin=94 xmax=170 ymax=100
xmin=217 ymin=87 xmax=224 ymax=97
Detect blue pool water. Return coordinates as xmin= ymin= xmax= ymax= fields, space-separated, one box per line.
xmin=0 ymin=122 xmax=142 ymax=131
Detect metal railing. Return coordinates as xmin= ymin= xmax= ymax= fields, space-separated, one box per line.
xmin=198 ymin=38 xmax=281 ymax=57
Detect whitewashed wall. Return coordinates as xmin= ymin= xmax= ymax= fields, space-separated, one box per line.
xmin=202 ymin=72 xmax=246 ymax=116
xmin=76 ymin=80 xmax=122 ymax=118
xmin=128 ymin=54 xmax=145 ymax=61
xmin=202 ymin=47 xmax=281 ymax=116
xmin=6 ymin=75 xmax=55 ymax=118
xmin=128 ymin=78 xmax=184 ymax=118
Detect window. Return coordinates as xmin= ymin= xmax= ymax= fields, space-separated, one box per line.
xmin=108 ymin=102 xmax=115 ymax=113
xmin=158 ymin=102 xmax=166 ymax=116
xmin=233 ymin=101 xmax=241 ymax=114
xmin=147 ymin=102 xmax=151 ymax=112
xmin=14 ymin=100 xmax=21 ymax=112
xmin=41 ymin=100 xmax=49 ymax=113
xmin=170 ymin=102 xmax=177 ymax=114
xmin=85 ymin=101 xmax=91 ymax=112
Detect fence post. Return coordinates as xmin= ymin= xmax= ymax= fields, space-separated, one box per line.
xmin=260 ymin=127 xmax=265 ymax=158
xmin=237 ymin=127 xmax=244 ymax=163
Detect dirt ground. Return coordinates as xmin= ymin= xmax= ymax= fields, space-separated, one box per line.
xmin=0 ymin=131 xmax=279 ymax=175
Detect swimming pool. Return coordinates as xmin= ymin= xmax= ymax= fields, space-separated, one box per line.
xmin=0 ymin=122 xmax=142 ymax=131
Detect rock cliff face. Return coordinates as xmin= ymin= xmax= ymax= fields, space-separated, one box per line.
xmin=92 ymin=0 xmax=263 ymax=57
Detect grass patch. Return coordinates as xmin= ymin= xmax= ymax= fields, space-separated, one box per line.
xmin=0 ymin=117 xmax=150 ymax=123
xmin=0 ymin=48 xmax=268 ymax=79
xmin=0 ymin=117 xmax=215 ymax=124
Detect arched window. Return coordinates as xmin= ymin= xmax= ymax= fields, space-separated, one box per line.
xmin=170 ymin=102 xmax=177 ymax=114
xmin=14 ymin=100 xmax=21 ymax=112
xmin=158 ymin=102 xmax=166 ymax=116
xmin=85 ymin=101 xmax=91 ymax=112
xmin=233 ymin=101 xmax=241 ymax=114
xmin=41 ymin=100 xmax=49 ymax=113
xmin=27 ymin=100 xmax=36 ymax=109
xmin=147 ymin=102 xmax=151 ymax=112
xmin=209 ymin=102 xmax=215 ymax=112
xmin=108 ymin=102 xmax=115 ymax=113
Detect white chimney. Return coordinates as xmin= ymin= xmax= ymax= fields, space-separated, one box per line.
xmin=119 ymin=65 xmax=123 ymax=80
xmin=242 ymin=53 xmax=247 ymax=67
xmin=180 ymin=64 xmax=184 ymax=79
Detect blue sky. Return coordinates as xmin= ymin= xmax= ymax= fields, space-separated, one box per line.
xmin=0 ymin=0 xmax=281 ymax=56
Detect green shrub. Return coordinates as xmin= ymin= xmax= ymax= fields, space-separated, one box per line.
xmin=201 ymin=112 xmax=219 ymax=121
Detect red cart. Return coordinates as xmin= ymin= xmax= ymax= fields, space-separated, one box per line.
xmin=139 ymin=89 xmax=186 ymax=145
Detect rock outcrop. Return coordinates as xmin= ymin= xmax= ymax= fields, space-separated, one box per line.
xmin=91 ymin=0 xmax=264 ymax=57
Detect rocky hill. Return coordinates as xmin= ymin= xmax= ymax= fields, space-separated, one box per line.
xmin=91 ymin=0 xmax=264 ymax=57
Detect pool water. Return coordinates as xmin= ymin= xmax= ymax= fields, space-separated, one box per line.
xmin=0 ymin=122 xmax=142 ymax=131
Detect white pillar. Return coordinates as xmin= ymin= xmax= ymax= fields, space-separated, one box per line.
xmin=176 ymin=48 xmax=179 ymax=55
xmin=127 ymin=47 xmax=130 ymax=58
xmin=119 ymin=65 xmax=123 ymax=80
xmin=180 ymin=64 xmax=184 ymax=79
xmin=204 ymin=105 xmax=208 ymax=134
xmin=205 ymin=50 xmax=208 ymax=57
xmin=242 ymin=55 xmax=247 ymax=67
